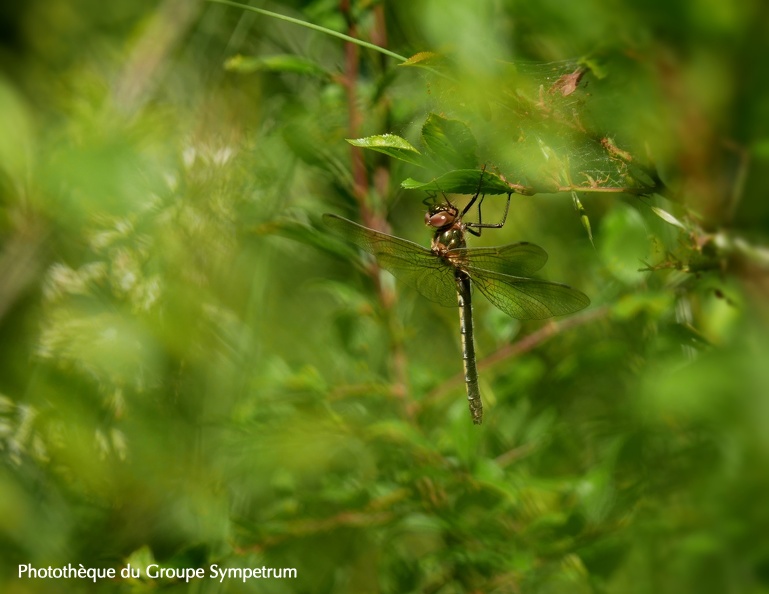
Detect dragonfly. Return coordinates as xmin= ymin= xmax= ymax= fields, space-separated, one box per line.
xmin=323 ymin=198 xmax=589 ymax=425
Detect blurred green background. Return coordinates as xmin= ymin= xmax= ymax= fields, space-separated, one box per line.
xmin=1 ymin=0 xmax=768 ymax=592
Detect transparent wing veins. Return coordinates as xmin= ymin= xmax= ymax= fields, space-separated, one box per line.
xmin=324 ymin=214 xmax=457 ymax=306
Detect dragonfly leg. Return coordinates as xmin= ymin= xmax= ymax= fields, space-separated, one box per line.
xmin=461 ymin=165 xmax=487 ymax=219
xmin=466 ymin=192 xmax=511 ymax=234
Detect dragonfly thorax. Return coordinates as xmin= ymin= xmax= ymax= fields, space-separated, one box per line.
xmin=432 ymin=226 xmax=467 ymax=254
xmin=426 ymin=203 xmax=467 ymax=253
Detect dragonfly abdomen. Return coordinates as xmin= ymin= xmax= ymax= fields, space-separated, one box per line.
xmin=456 ymin=270 xmax=482 ymax=425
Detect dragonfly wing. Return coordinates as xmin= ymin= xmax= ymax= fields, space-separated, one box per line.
xmin=395 ymin=261 xmax=458 ymax=307
xmin=452 ymin=242 xmax=548 ymax=276
xmin=323 ymin=214 xmax=457 ymax=307
xmin=470 ymin=268 xmax=590 ymax=320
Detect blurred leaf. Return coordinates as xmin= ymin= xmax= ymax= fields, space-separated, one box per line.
xmin=598 ymin=203 xmax=650 ymax=284
xmin=612 ymin=292 xmax=674 ymax=319
xmin=651 ymin=206 xmax=688 ymax=230
xmin=123 ymin=546 xmax=156 ymax=585
xmin=754 ymin=138 xmax=769 ymax=159
xmin=420 ymin=113 xmax=479 ymax=170
xmin=663 ymin=322 xmax=713 ymax=349
xmin=0 ymin=77 xmax=33 ymax=182
xmin=225 ymin=53 xmax=330 ymax=78
xmin=576 ymin=467 xmax=616 ymax=525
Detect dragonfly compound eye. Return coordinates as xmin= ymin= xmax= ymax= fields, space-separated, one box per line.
xmin=425 ymin=210 xmax=455 ymax=228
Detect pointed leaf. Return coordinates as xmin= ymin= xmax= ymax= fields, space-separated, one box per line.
xmin=651 ymin=206 xmax=687 ymax=230
xmin=402 ymin=169 xmax=511 ymax=195
xmin=400 ymin=51 xmax=444 ymax=67
xmin=347 ymin=134 xmax=426 ymax=167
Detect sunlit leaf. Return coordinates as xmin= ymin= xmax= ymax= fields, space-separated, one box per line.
xmin=651 ymin=206 xmax=687 ymax=230
xmin=347 ymin=134 xmax=426 ymax=167
xmin=400 ymin=51 xmax=444 ymax=67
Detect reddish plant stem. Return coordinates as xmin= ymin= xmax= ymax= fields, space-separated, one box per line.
xmin=339 ymin=0 xmax=367 ymax=211
xmin=338 ymin=1 xmax=411 ymax=416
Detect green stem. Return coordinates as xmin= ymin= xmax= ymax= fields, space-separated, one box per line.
xmin=207 ymin=0 xmax=408 ymax=62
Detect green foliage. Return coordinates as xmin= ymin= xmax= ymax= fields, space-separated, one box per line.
xmin=1 ymin=1 xmax=769 ymax=593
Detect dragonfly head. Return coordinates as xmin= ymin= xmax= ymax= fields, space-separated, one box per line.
xmin=425 ymin=204 xmax=459 ymax=230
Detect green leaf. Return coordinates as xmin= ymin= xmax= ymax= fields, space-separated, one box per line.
xmin=420 ymin=113 xmax=479 ymax=169
xmin=347 ymin=134 xmax=426 ymax=167
xmin=401 ymin=169 xmax=512 ymax=195
xmin=224 ymin=54 xmax=330 ymax=78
